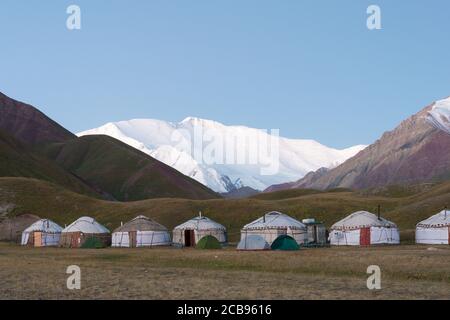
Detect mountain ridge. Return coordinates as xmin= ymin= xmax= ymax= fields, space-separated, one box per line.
xmin=79 ymin=117 xmax=366 ymax=192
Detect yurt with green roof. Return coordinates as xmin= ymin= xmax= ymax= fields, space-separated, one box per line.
xmin=112 ymin=215 xmax=171 ymax=248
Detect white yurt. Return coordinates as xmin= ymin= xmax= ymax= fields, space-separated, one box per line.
xmin=172 ymin=213 xmax=227 ymax=247
xmin=238 ymin=211 xmax=307 ymax=250
xmin=112 ymin=215 xmax=171 ymax=248
xmin=329 ymin=211 xmax=400 ymax=246
xmin=416 ymin=210 xmax=450 ymax=245
xmin=60 ymin=216 xmax=111 ymax=248
xmin=21 ymin=219 xmax=63 ymax=247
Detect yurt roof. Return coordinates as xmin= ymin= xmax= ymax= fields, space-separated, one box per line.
xmin=113 ymin=215 xmax=168 ymax=233
xmin=331 ymin=211 xmax=397 ymax=230
xmin=174 ymin=215 xmax=226 ymax=231
xmin=242 ymin=211 xmax=306 ymax=230
xmin=62 ymin=216 xmax=110 ymax=234
xmin=417 ymin=210 xmax=450 ymax=228
xmin=23 ymin=219 xmax=63 ymax=233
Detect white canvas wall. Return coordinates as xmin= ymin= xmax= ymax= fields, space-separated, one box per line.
xmin=112 ymin=232 xmax=130 ymax=247
xmin=330 ymin=227 xmax=400 ymax=246
xmin=416 ymin=227 xmax=449 ymax=245
xmin=136 ymin=231 xmax=171 ymax=247
xmin=172 ymin=229 xmax=226 ymax=246
xmin=240 ymin=228 xmax=307 ymax=246
xmin=21 ymin=232 xmax=61 ymax=246
xmin=112 ymin=231 xmax=171 ymax=247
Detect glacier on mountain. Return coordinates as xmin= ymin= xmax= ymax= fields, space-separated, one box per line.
xmin=78 ymin=117 xmax=366 ymax=192
xmin=428 ymin=97 xmax=450 ymax=135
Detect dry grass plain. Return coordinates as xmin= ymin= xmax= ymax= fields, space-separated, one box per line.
xmin=0 ymin=242 xmax=449 ymax=300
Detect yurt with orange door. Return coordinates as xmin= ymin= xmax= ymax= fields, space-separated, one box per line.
xmin=329 ymin=211 xmax=400 ymax=246
xmin=172 ymin=213 xmax=227 ymax=247
xmin=21 ymin=219 xmax=63 ymax=247
xmin=60 ymin=216 xmax=111 ymax=248
xmin=112 ymin=215 xmax=171 ymax=247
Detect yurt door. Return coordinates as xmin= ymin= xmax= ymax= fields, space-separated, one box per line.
xmin=71 ymin=232 xmax=80 ymax=248
xmin=34 ymin=232 xmax=42 ymax=247
xmin=360 ymin=228 xmax=371 ymax=246
xmin=129 ymin=231 xmax=137 ymax=248
xmin=184 ymin=230 xmax=195 ymax=247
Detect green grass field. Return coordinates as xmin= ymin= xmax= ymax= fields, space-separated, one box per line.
xmin=2 ymin=177 xmax=450 ymax=242
xmin=0 ymin=242 xmax=449 ymax=299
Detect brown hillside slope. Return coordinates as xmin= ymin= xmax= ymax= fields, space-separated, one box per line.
xmin=301 ymin=102 xmax=450 ymax=190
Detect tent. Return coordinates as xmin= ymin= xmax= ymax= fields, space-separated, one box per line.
xmin=329 ymin=211 xmax=400 ymax=246
xmin=196 ymin=235 xmax=222 ymax=249
xmin=21 ymin=219 xmax=63 ymax=247
xmin=416 ymin=210 xmax=450 ymax=245
xmin=239 ymin=211 xmax=307 ymax=248
xmin=271 ymin=235 xmax=300 ymax=251
xmin=112 ymin=215 xmax=171 ymax=248
xmin=172 ymin=213 xmax=227 ymax=247
xmin=237 ymin=235 xmax=270 ymax=251
xmin=60 ymin=216 xmax=111 ymax=248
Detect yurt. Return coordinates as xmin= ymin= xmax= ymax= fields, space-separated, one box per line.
xmin=329 ymin=211 xmax=400 ymax=246
xmin=60 ymin=216 xmax=111 ymax=248
xmin=21 ymin=219 xmax=63 ymax=247
xmin=416 ymin=210 xmax=450 ymax=245
xmin=238 ymin=211 xmax=307 ymax=250
xmin=172 ymin=213 xmax=227 ymax=247
xmin=112 ymin=215 xmax=171 ymax=248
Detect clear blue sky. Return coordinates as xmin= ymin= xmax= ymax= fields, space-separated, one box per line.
xmin=1 ymin=0 xmax=449 ymax=148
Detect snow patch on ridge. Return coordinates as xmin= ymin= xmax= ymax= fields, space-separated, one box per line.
xmin=428 ymin=97 xmax=450 ymax=135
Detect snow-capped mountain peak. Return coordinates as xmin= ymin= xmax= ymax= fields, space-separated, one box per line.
xmin=78 ymin=117 xmax=366 ymax=192
xmin=428 ymin=97 xmax=450 ymax=135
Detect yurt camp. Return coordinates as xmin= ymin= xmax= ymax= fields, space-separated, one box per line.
xmin=21 ymin=219 xmax=63 ymax=247
xmin=60 ymin=216 xmax=111 ymax=248
xmin=237 ymin=211 xmax=307 ymax=250
xmin=172 ymin=213 xmax=227 ymax=247
xmin=329 ymin=211 xmax=400 ymax=246
xmin=416 ymin=210 xmax=450 ymax=245
xmin=112 ymin=215 xmax=171 ymax=248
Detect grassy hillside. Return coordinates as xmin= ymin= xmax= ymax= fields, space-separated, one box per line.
xmin=41 ymin=135 xmax=219 ymax=201
xmin=3 ymin=177 xmax=450 ymax=242
xmin=0 ymin=131 xmax=103 ymax=198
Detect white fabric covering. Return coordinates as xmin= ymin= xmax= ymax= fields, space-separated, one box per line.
xmin=62 ymin=216 xmax=110 ymax=234
xmin=329 ymin=211 xmax=400 ymax=246
xmin=21 ymin=219 xmax=63 ymax=246
xmin=172 ymin=215 xmax=227 ymax=245
xmin=416 ymin=210 xmax=450 ymax=244
xmin=112 ymin=231 xmax=171 ymax=247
